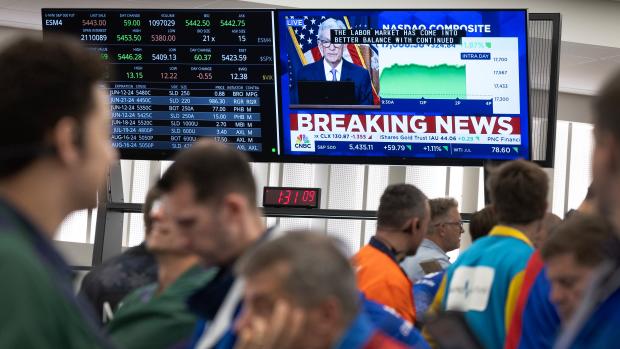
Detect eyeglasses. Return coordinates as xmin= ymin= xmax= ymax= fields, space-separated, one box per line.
xmin=318 ymin=38 xmax=343 ymax=48
xmin=435 ymin=221 xmax=464 ymax=231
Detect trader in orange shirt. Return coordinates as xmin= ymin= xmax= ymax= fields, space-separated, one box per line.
xmin=353 ymin=184 xmax=431 ymax=324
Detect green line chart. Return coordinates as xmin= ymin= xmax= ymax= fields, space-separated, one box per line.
xmin=379 ymin=63 xmax=466 ymax=99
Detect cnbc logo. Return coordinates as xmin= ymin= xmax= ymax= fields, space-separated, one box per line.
xmin=292 ymin=133 xmax=314 ymax=151
xmin=296 ymin=134 xmax=310 ymax=145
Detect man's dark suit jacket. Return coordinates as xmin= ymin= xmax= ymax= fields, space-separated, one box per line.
xmin=296 ymin=58 xmax=373 ymax=105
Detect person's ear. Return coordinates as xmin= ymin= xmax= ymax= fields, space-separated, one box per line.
xmin=316 ymin=297 xmax=340 ymax=326
xmin=609 ymin=137 xmax=620 ymax=176
xmin=411 ymin=217 xmax=421 ymax=235
xmin=219 ymin=193 xmax=249 ymax=224
xmin=51 ymin=116 xmax=81 ymax=166
xmin=437 ymin=223 xmax=445 ymax=237
xmin=597 ymin=132 xmax=620 ymax=176
xmin=233 ymin=306 xmax=251 ymax=334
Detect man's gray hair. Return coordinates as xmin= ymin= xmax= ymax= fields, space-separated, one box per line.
xmin=236 ymin=231 xmax=359 ymax=323
xmin=318 ymin=18 xmax=346 ymax=39
xmin=428 ymin=197 xmax=459 ymax=235
xmin=377 ymin=184 xmax=428 ymax=231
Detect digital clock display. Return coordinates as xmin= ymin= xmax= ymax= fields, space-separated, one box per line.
xmin=262 ymin=187 xmax=320 ymax=208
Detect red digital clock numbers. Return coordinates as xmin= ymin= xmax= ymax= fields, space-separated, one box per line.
xmin=262 ymin=187 xmax=321 ymax=208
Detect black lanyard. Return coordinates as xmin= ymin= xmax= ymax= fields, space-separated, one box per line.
xmin=368 ymin=236 xmax=410 ymax=280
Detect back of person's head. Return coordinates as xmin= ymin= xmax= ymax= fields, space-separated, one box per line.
xmin=236 ymin=231 xmax=359 ymax=324
xmin=143 ymin=186 xmax=162 ymax=235
xmin=593 ymin=69 xmax=620 ymax=141
xmin=488 ymin=160 xmax=548 ymax=225
xmin=158 ymin=140 xmax=256 ymax=205
xmin=469 ymin=206 xmax=497 ymax=241
xmin=591 ymin=70 xmax=620 ymax=234
xmin=428 ymin=197 xmax=459 ymax=233
xmin=542 ymin=212 xmax=562 ymax=235
xmin=0 ymin=35 xmax=107 ymax=179
xmin=531 ymin=212 xmax=563 ymax=248
xmin=377 ymin=184 xmax=428 ymax=231
xmin=541 ymin=214 xmax=616 ymax=266
xmin=577 ymin=184 xmax=596 ymax=215
xmin=585 ymin=184 xmax=595 ymax=201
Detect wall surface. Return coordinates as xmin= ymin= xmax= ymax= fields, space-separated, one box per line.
xmin=557 ymin=92 xmax=594 ymax=123
xmin=244 ymin=0 xmax=620 ymax=48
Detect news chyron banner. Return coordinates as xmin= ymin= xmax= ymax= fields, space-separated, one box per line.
xmin=277 ymin=10 xmax=530 ymax=161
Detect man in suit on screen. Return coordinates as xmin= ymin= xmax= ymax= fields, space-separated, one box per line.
xmin=296 ymin=18 xmax=373 ymax=105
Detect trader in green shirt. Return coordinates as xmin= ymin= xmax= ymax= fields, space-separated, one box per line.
xmin=0 ymin=36 xmax=118 ymax=348
xmin=107 ymin=187 xmax=216 ymax=349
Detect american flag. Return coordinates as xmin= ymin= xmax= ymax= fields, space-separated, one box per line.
xmin=286 ymin=15 xmax=380 ymax=104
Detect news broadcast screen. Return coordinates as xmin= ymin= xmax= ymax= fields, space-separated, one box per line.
xmin=277 ymin=9 xmax=530 ymax=164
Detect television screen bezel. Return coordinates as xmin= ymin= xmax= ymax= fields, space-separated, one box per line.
xmin=41 ymin=8 xmax=283 ymax=162
xmin=273 ymin=8 xmax=531 ymax=166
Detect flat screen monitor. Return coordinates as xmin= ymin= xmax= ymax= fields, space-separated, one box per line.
xmin=297 ymin=81 xmax=357 ymax=105
xmin=42 ymin=9 xmax=279 ymax=161
xmin=276 ymin=9 xmax=530 ymax=165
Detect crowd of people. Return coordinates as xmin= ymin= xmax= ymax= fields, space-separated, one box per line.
xmin=2 ymin=35 xmax=620 ymax=349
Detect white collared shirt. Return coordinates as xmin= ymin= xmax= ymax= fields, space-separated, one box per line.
xmin=400 ymin=238 xmax=451 ymax=281
xmin=323 ymin=58 xmax=343 ymax=81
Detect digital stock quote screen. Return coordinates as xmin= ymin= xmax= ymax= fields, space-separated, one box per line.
xmin=42 ymin=9 xmax=278 ymax=160
xmin=277 ymin=10 xmax=530 ymax=164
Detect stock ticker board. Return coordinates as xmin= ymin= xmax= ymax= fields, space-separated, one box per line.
xmin=42 ymin=9 xmax=279 ymax=160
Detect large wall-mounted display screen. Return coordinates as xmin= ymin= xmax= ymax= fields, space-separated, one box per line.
xmin=42 ymin=9 xmax=279 ymax=161
xmin=277 ymin=10 xmax=530 ymax=164
xmin=42 ymin=9 xmax=530 ymax=165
